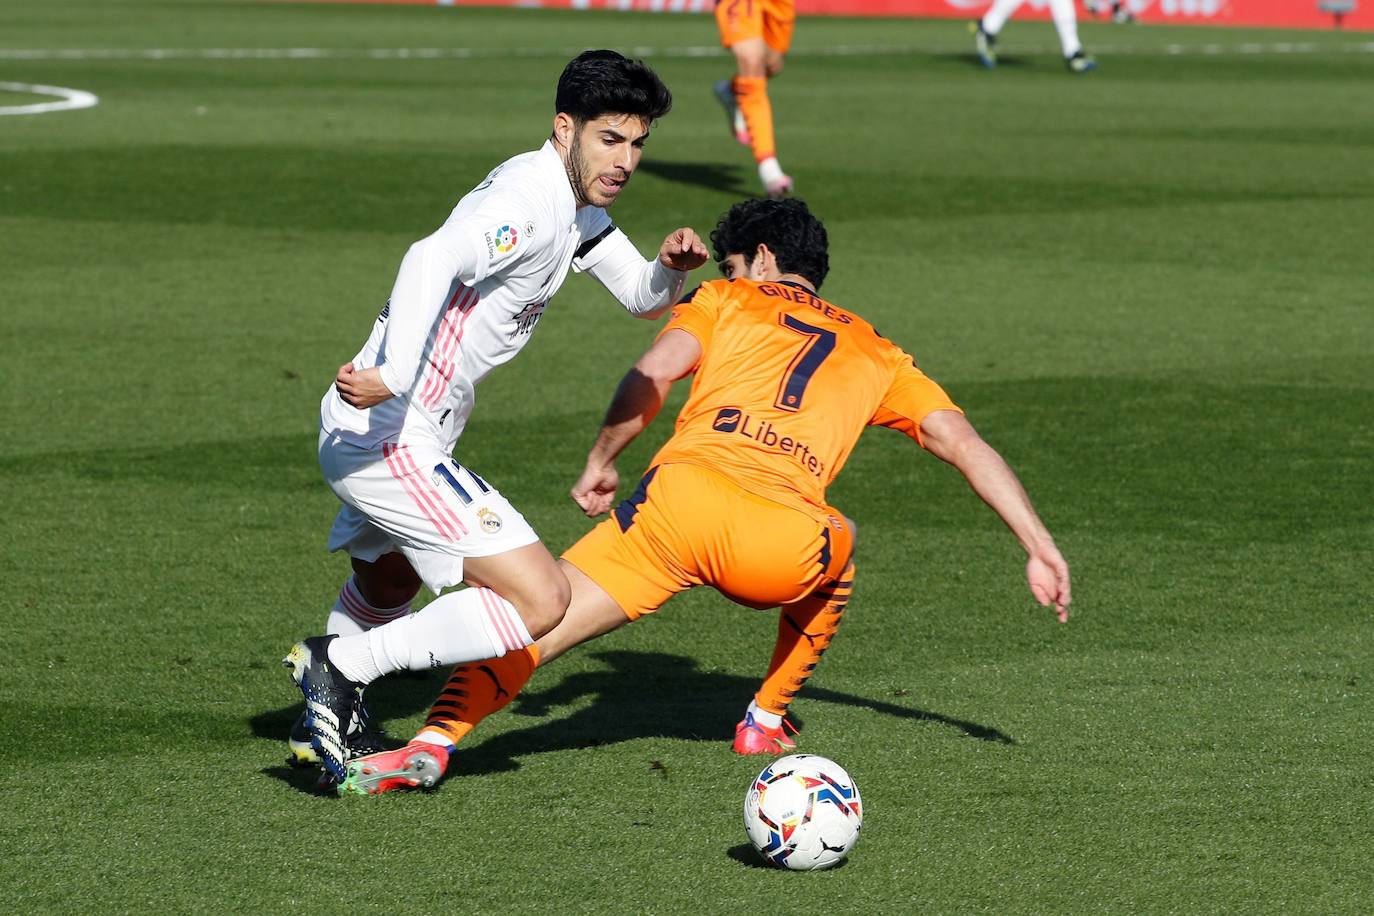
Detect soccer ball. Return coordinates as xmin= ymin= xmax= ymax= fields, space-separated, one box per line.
xmin=743 ymin=754 xmax=863 ymax=870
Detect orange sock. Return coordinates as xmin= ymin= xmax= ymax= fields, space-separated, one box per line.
xmin=754 ymin=562 xmax=854 ymax=715
xmin=419 ymin=644 xmax=541 ymax=747
xmin=733 ymin=76 xmax=776 ymax=163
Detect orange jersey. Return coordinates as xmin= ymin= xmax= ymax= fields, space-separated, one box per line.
xmin=650 ymin=278 xmax=961 ymax=516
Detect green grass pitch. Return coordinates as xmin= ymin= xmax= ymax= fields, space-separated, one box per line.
xmin=2 ymin=1 xmax=1371 ymax=911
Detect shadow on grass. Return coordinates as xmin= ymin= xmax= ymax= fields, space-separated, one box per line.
xmin=953 ymin=53 xmax=1033 ymax=71
xmin=455 ymin=649 xmax=1013 ymax=778
xmin=727 ymin=843 xmax=773 ymax=870
xmin=726 ymin=843 xmax=853 ymax=871
xmin=252 ymin=649 xmax=1013 ymax=793
xmin=259 ymin=763 xmax=337 ymax=796
xmin=636 ymin=159 xmax=754 ymax=197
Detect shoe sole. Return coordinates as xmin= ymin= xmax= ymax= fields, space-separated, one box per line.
xmin=734 ymin=744 xmax=784 ymax=755
xmin=339 ymin=751 xmax=444 ymax=796
xmin=733 ymin=741 xmax=798 ymax=755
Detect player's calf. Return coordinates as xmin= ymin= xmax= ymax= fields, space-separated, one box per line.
xmin=713 ymin=79 xmax=752 ymax=146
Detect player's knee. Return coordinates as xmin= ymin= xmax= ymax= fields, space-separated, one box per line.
xmin=734 ymin=49 xmax=768 ymax=78
xmin=512 ymin=573 xmax=571 ymax=641
xmin=765 ymin=53 xmax=785 ymax=77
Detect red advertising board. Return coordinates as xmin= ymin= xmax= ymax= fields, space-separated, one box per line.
xmin=308 ymin=0 xmax=1374 ymax=30
xmin=798 ymin=0 xmax=1373 ymax=29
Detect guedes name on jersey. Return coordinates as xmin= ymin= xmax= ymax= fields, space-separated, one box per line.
xmin=759 ymin=284 xmax=853 ymax=324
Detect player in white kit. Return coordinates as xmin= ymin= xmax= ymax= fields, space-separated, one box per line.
xmin=973 ymin=0 xmax=1097 ymax=73
xmin=283 ymin=50 xmax=710 ymax=785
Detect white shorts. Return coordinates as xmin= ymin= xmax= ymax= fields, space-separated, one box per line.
xmin=319 ymin=430 xmax=540 ymax=593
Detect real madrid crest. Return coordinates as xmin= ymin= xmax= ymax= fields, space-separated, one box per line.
xmin=477 ymin=507 xmax=503 ymax=534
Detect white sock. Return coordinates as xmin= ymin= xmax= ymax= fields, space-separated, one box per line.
xmin=325 ymin=575 xmax=412 ymax=636
xmin=327 ymin=586 xmax=532 ymax=685
xmin=758 ymin=157 xmax=785 ymax=186
xmin=325 ymin=608 xmax=365 ymax=638
xmin=1048 ymin=0 xmax=1083 ymax=56
xmin=981 ymin=0 xmax=1025 ymax=36
xmin=414 ymin=729 xmax=457 ymax=750
xmin=748 ymin=700 xmax=783 ymax=730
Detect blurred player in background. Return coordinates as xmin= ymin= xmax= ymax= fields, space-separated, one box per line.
xmin=282 ymin=49 xmax=709 ymax=786
xmin=712 ymin=0 xmax=796 ymax=198
xmin=974 ymin=0 xmax=1097 ymax=73
xmin=338 ymin=198 xmax=1071 ymax=796
xmin=1084 ymin=0 xmax=1135 ymax=24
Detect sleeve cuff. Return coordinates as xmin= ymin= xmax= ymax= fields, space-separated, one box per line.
xmin=378 ymin=363 xmax=405 ymax=398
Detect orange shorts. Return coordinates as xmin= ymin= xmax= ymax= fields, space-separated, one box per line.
xmin=715 ymin=0 xmax=796 ymax=53
xmin=562 ymin=462 xmax=852 ymax=621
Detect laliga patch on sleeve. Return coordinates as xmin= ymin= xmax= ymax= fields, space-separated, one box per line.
xmin=483 ymin=222 xmax=528 ymax=261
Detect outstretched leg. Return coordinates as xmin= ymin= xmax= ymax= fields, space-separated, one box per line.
xmin=339 ymin=560 xmax=630 ymax=794
xmin=288 ymin=541 xmax=570 ymax=783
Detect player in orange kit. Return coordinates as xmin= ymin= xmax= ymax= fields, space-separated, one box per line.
xmin=336 ymin=198 xmax=1072 ymax=795
xmin=712 ymin=0 xmax=796 ymax=198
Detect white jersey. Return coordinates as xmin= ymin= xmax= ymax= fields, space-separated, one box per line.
xmin=320 ymin=140 xmax=685 ymax=453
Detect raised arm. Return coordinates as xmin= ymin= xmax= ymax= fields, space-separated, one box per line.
xmin=581 ymin=227 xmax=709 ymax=319
xmin=570 ymin=329 xmax=703 ymax=516
xmin=919 ymin=409 xmax=1072 ymax=622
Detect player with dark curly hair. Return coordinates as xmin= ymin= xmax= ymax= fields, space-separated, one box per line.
xmin=708 ymin=197 xmax=829 ymax=291
xmin=339 ymin=198 xmax=1071 ymax=795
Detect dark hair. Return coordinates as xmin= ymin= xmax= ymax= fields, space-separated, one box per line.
xmin=555 ymin=50 xmax=673 ymax=124
xmin=710 ymin=198 xmax=830 ymax=289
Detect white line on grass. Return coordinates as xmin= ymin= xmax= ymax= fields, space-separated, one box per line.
xmin=1 ymin=42 xmax=1373 ymax=62
xmin=0 ymin=81 xmax=99 ymax=115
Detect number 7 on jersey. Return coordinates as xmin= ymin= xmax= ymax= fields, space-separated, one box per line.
xmin=775 ymin=314 xmax=837 ymax=412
